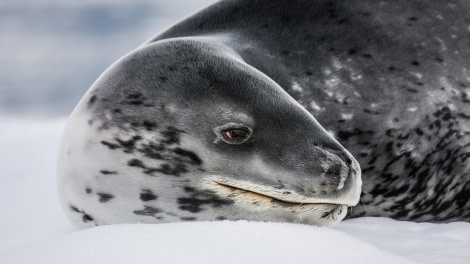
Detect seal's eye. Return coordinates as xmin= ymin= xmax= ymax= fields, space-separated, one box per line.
xmin=215 ymin=123 xmax=252 ymax=144
xmin=223 ymin=128 xmax=249 ymax=141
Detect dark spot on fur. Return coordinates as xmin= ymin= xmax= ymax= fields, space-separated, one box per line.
xmin=70 ymin=205 xmax=94 ymax=223
xmin=113 ymin=108 xmax=122 ymax=114
xmin=140 ymin=189 xmax=158 ymax=201
xmin=159 ymin=76 xmax=168 ymax=82
xmin=133 ymin=206 xmax=162 ymax=216
xmin=122 ymin=93 xmax=145 ymax=106
xmin=139 ymin=142 xmax=164 ymax=160
xmin=82 ymin=213 xmax=94 ymax=223
xmin=361 ymin=53 xmax=373 ymax=59
xmin=337 ymin=128 xmax=374 ymax=141
xmin=116 ymin=136 xmax=142 ymax=153
xmin=174 ymin=148 xmax=202 ymax=165
xmin=145 ymin=163 xmax=188 ymax=176
xmin=85 ymin=188 xmax=92 ymax=194
xmin=363 ymin=108 xmax=380 ymax=115
xmin=101 ymin=140 xmax=120 ymax=150
xmin=180 ymin=217 xmax=197 ymax=221
xmin=128 ymin=159 xmax=146 ymax=168
xmin=415 ymin=128 xmax=424 ymax=136
xmin=161 ymin=126 xmax=185 ymax=145
xmin=397 ymin=132 xmax=410 ymax=140
xmin=134 ymin=141 xmax=203 ymax=177
xmin=88 ymin=95 xmax=97 ymax=106
xmin=411 ymin=60 xmax=420 ymax=66
xmin=70 ymin=205 xmax=80 ymax=213
xmin=108 ymin=126 xmax=200 ymax=177
xmin=458 ymin=113 xmax=470 ymax=119
xmin=100 ymin=170 xmax=117 ymax=175
xmin=178 ymin=190 xmax=233 ymax=213
xmin=385 ymin=141 xmax=394 ymax=152
xmin=127 ymin=100 xmax=143 ymax=106
xmin=127 ymin=93 xmax=143 ymax=99
xmin=348 ymin=47 xmax=359 ymax=55
xmin=217 ymin=216 xmax=227 ymax=220
xmin=184 ymin=186 xmax=195 ymax=192
xmin=142 ymin=120 xmax=158 ymax=131
xmin=97 ymin=193 xmax=114 ymax=203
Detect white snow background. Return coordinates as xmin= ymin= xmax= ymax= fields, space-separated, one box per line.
xmin=1 ymin=0 xmax=470 ymax=263
xmin=1 ymin=118 xmax=470 ymax=264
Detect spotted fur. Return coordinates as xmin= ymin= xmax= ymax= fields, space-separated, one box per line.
xmin=58 ymin=0 xmax=470 ymax=227
xmin=149 ymin=0 xmax=470 ymax=222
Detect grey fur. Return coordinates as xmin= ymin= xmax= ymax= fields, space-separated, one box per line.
xmin=58 ymin=0 xmax=470 ymax=227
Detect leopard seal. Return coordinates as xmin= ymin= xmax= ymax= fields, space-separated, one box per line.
xmin=58 ymin=0 xmax=470 ymax=227
xmin=58 ymin=37 xmax=361 ymax=227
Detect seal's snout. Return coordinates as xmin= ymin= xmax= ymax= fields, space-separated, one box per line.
xmin=314 ymin=145 xmax=362 ymax=205
xmin=320 ymin=150 xmax=349 ymax=191
xmin=331 ymin=151 xmax=361 ymax=192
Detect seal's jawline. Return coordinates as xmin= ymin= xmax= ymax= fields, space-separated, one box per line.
xmin=213 ymin=180 xmax=347 ymax=207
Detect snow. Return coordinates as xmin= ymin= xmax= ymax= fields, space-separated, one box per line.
xmin=1 ymin=117 xmax=470 ymax=264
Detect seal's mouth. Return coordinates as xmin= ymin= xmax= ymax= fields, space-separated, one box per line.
xmin=212 ymin=179 xmax=349 ymax=208
xmin=208 ymin=177 xmax=350 ymax=226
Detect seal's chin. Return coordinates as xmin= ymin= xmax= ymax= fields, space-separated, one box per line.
xmin=210 ymin=179 xmax=349 ymax=226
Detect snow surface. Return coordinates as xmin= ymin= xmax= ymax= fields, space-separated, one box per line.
xmin=1 ymin=117 xmax=470 ymax=264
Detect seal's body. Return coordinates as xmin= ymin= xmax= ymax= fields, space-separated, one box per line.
xmin=58 ymin=0 xmax=470 ymax=227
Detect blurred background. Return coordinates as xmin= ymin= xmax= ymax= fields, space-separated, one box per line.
xmin=0 ymin=0 xmax=218 ymax=118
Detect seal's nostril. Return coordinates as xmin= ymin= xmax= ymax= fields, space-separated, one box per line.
xmin=325 ymin=163 xmax=342 ymax=175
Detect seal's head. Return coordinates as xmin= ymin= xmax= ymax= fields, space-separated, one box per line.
xmin=58 ymin=37 xmax=361 ymax=227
